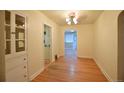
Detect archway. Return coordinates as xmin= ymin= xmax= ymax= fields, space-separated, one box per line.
xmin=118 ymin=10 xmax=124 ymax=81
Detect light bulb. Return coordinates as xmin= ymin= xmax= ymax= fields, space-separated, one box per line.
xmin=73 ymin=17 xmax=76 ymax=22
xmin=67 ymin=21 xmax=71 ymax=25
xmin=74 ymin=20 xmax=78 ymax=24
xmin=73 ymin=17 xmax=78 ymax=24
xmin=66 ymin=18 xmax=70 ymax=22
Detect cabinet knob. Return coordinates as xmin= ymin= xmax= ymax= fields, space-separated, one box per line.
xmin=24 ymin=58 xmax=26 ymax=60
xmin=24 ymin=66 xmax=26 ymax=68
xmin=24 ymin=75 xmax=27 ymax=77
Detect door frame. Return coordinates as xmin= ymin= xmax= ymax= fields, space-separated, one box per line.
xmin=64 ymin=29 xmax=78 ymax=56
xmin=43 ymin=24 xmax=52 ymax=62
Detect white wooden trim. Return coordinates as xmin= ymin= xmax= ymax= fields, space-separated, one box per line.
xmin=43 ymin=24 xmax=52 ymax=62
xmin=93 ymin=58 xmax=113 ymax=82
xmin=77 ymin=56 xmax=93 ymax=59
xmin=29 ymin=67 xmax=44 ymax=81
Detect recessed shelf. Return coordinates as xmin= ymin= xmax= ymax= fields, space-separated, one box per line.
xmin=15 ymin=28 xmax=25 ymax=40
xmin=15 ymin=26 xmax=25 ymax=29
xmin=6 ymin=39 xmax=11 ymax=41
xmin=15 ymin=14 xmax=25 ymax=27
xmin=15 ymin=39 xmax=25 ymax=41
xmin=16 ymin=40 xmax=25 ymax=52
xmin=5 ymin=24 xmax=11 ymax=26
xmin=5 ymin=41 xmax=11 ymax=54
xmin=5 ymin=26 xmax=11 ymax=39
xmin=5 ymin=10 xmax=11 ymax=25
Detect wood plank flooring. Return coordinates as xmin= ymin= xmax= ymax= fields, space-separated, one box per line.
xmin=32 ymin=55 xmax=108 ymax=82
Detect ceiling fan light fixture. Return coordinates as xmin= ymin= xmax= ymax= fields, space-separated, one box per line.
xmin=73 ymin=17 xmax=78 ymax=24
xmin=67 ymin=21 xmax=71 ymax=25
xmin=66 ymin=17 xmax=70 ymax=22
xmin=66 ymin=12 xmax=78 ymax=25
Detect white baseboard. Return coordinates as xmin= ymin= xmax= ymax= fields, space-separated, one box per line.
xmin=29 ymin=56 xmax=113 ymax=81
xmin=58 ymin=55 xmax=64 ymax=57
xmin=93 ymin=58 xmax=113 ymax=82
xmin=59 ymin=55 xmax=93 ymax=59
xmin=29 ymin=58 xmax=55 ymax=81
xmin=29 ymin=67 xmax=44 ymax=81
xmin=78 ymin=56 xmax=93 ymax=59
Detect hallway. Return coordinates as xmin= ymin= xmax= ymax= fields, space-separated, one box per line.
xmin=32 ymin=55 xmax=107 ymax=82
xmin=0 ymin=10 xmax=122 ymax=82
xmin=0 ymin=0 xmax=124 ymax=92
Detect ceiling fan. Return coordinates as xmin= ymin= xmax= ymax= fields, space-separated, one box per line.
xmin=66 ymin=12 xmax=78 ymax=25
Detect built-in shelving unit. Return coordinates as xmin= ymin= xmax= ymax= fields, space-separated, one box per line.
xmin=0 ymin=10 xmax=28 ymax=82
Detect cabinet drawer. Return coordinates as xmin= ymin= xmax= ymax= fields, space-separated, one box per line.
xmin=6 ymin=63 xmax=28 ymax=82
xmin=6 ymin=55 xmax=27 ymax=72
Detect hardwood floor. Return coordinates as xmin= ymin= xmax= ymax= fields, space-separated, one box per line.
xmin=32 ymin=50 xmax=108 ymax=82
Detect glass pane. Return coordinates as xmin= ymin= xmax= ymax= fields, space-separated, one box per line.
xmin=15 ymin=14 xmax=25 ymax=28
xmin=5 ymin=26 xmax=11 ymax=39
xmin=44 ymin=24 xmax=51 ymax=47
xmin=5 ymin=11 xmax=11 ymax=25
xmin=5 ymin=41 xmax=11 ymax=54
xmin=16 ymin=40 xmax=25 ymax=52
xmin=15 ymin=28 xmax=25 ymax=40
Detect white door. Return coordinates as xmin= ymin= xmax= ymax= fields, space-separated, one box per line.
xmin=44 ymin=24 xmax=52 ymax=64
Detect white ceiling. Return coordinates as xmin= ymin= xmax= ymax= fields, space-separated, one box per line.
xmin=41 ymin=10 xmax=103 ymax=26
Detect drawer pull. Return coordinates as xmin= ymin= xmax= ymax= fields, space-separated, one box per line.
xmin=24 ymin=66 xmax=26 ymax=68
xmin=24 ymin=75 xmax=27 ymax=77
xmin=24 ymin=58 xmax=26 ymax=60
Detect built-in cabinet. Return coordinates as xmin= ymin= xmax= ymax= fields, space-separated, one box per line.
xmin=0 ymin=10 xmax=28 ymax=81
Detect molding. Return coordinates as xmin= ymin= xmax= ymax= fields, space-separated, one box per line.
xmin=59 ymin=55 xmax=93 ymax=60
xmin=59 ymin=55 xmax=64 ymax=57
xmin=77 ymin=56 xmax=93 ymax=59
xmin=29 ymin=57 xmax=56 ymax=81
xmin=93 ymin=58 xmax=113 ymax=82
xmin=29 ymin=67 xmax=44 ymax=81
xmin=29 ymin=56 xmax=113 ymax=81
xmin=52 ymin=58 xmax=55 ymax=63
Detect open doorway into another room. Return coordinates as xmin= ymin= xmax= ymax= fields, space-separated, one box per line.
xmin=64 ymin=29 xmax=77 ymax=58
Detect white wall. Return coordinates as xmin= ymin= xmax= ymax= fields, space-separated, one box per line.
xmin=15 ymin=10 xmax=60 ymax=80
xmin=59 ymin=24 xmax=94 ymax=58
xmin=93 ymin=10 xmax=121 ymax=81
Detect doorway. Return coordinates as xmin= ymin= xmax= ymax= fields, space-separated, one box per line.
xmin=118 ymin=11 xmax=124 ymax=81
xmin=64 ymin=30 xmax=77 ymax=58
xmin=44 ymin=24 xmax=52 ymax=67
